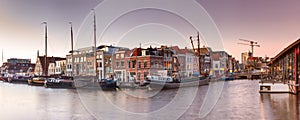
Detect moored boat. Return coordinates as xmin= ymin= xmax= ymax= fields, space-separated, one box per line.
xmin=148 ymin=76 xmax=209 ymax=89
xmin=28 ymin=77 xmax=46 ymax=86
xmin=10 ymin=75 xmax=32 ymax=83
xmin=44 ymin=76 xmax=74 ymax=88
xmin=98 ymin=78 xmax=118 ymax=90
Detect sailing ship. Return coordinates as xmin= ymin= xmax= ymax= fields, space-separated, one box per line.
xmin=91 ymin=9 xmax=117 ymax=89
xmin=147 ymin=32 xmax=209 ymax=89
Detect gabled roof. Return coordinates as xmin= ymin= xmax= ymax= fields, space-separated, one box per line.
xmin=37 ymin=56 xmax=66 ymax=75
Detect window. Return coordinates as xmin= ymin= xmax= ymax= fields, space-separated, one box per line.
xmin=116 ymin=62 xmax=119 ymax=68
xmin=215 ymin=64 xmax=218 ymax=68
xmin=127 ymin=61 xmax=130 ymax=68
xmin=151 ymin=62 xmax=154 ymax=67
xmin=121 ymin=61 xmax=124 ymax=68
xmin=132 ymin=60 xmax=136 ymax=68
xmin=144 ymin=61 xmax=147 ymax=68
xmin=144 ymin=72 xmax=148 ymax=80
xmin=138 ymin=62 xmax=141 ymax=68
xmin=137 ymin=72 xmax=140 ymax=81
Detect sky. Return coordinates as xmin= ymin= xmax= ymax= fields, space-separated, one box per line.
xmin=0 ymin=0 xmax=300 ymax=63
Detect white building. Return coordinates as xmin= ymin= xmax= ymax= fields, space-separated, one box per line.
xmin=48 ymin=63 xmax=56 ymax=76
xmin=55 ymin=60 xmax=66 ymax=75
xmin=211 ymin=51 xmax=230 ymax=76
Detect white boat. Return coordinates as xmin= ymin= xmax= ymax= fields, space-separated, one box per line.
xmin=146 ymin=76 xmax=174 ymax=83
xmin=259 ymin=80 xmax=291 ymax=93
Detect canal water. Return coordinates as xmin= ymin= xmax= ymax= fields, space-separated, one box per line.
xmin=0 ymin=80 xmax=299 ymax=120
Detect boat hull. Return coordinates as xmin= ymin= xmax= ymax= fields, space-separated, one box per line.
xmin=149 ymin=78 xmax=209 ymax=89
xmin=45 ymin=80 xmax=74 ymax=88
xmin=259 ymin=82 xmax=290 ymax=93
xmin=10 ymin=76 xmax=32 ymax=83
xmin=98 ymin=79 xmax=118 ymax=90
xmin=28 ymin=78 xmax=46 ymax=86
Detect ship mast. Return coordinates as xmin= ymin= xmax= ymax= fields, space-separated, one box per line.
xmin=92 ymin=9 xmax=98 ymax=77
xmin=42 ymin=22 xmax=47 ymax=76
xmin=69 ymin=22 xmax=74 ymax=77
xmin=197 ymin=32 xmax=201 ymax=75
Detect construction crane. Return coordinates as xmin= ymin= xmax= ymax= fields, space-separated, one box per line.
xmin=238 ymin=39 xmax=260 ymax=57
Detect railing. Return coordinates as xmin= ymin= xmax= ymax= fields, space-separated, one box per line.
xmin=259 ymin=75 xmax=290 ymax=84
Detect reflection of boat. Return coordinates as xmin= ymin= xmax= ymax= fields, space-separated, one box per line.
xmin=44 ymin=77 xmax=74 ymax=88
xmin=28 ymin=77 xmax=46 ymax=86
xmin=221 ymin=76 xmax=234 ymax=81
xmin=98 ymin=79 xmax=118 ymax=90
xmin=148 ymin=76 xmax=209 ymax=89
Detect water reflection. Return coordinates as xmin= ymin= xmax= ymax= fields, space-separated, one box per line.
xmin=0 ymin=83 xmax=95 ymax=120
xmin=260 ymin=94 xmax=299 ymax=120
xmin=1 ymin=80 xmax=300 ymax=119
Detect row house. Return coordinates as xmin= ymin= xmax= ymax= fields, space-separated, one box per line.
xmin=67 ymin=47 xmax=95 ymax=76
xmin=34 ymin=51 xmax=66 ymax=76
xmin=199 ymin=47 xmax=212 ymax=76
xmin=1 ymin=58 xmax=35 ymax=76
xmin=211 ymin=51 xmax=230 ymax=76
xmin=65 ymin=45 xmax=238 ymax=82
xmin=229 ymin=57 xmax=240 ymax=73
xmin=172 ymin=46 xmax=196 ymax=78
xmin=66 ymin=45 xmax=127 ymax=79
xmin=55 ymin=59 xmax=66 ymax=75
xmin=125 ymin=46 xmax=175 ymax=83
xmin=112 ymin=49 xmax=129 ymax=82
xmin=171 ymin=46 xmax=211 ymax=77
xmin=97 ymin=45 xmax=127 ymax=79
